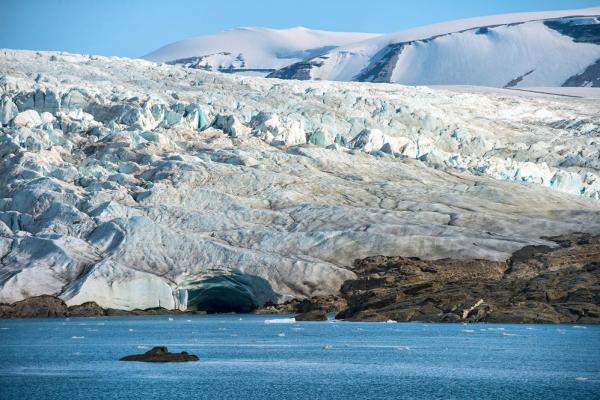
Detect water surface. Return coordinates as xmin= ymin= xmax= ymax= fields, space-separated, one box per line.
xmin=1 ymin=315 xmax=598 ymax=399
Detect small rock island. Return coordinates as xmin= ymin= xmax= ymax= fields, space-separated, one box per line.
xmin=120 ymin=346 xmax=199 ymax=362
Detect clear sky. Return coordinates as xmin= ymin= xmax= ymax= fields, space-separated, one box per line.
xmin=2 ymin=0 xmax=598 ymax=57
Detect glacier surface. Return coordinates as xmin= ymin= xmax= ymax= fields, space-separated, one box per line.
xmin=0 ymin=49 xmax=599 ymax=310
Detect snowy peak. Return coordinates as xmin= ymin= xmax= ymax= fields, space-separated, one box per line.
xmin=269 ymin=7 xmax=600 ymax=87
xmin=143 ymin=27 xmax=381 ymax=76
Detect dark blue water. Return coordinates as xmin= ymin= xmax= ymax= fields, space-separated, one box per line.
xmin=1 ymin=315 xmax=599 ymax=400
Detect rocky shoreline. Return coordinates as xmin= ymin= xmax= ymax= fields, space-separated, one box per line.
xmin=0 ymin=295 xmax=206 ymax=319
xmin=1 ymin=234 xmax=598 ymax=323
xmin=257 ymin=233 xmax=600 ymax=324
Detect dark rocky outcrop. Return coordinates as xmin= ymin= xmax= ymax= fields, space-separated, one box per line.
xmin=68 ymin=301 xmax=106 ymax=317
xmin=294 ymin=310 xmax=328 ymax=321
xmin=0 ymin=295 xmax=68 ymax=318
xmin=120 ymin=346 xmax=199 ymax=362
xmin=254 ymin=295 xmax=347 ymax=315
xmin=0 ymin=297 xmax=201 ymax=319
xmin=563 ymin=58 xmax=600 ymax=87
xmin=335 ymin=233 xmax=600 ymax=323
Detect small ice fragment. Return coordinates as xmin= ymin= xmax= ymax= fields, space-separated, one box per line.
xmin=575 ymin=377 xmax=589 ymax=381
xmin=186 ymin=319 xmax=192 ymax=322
xmin=572 ymin=325 xmax=586 ymax=329
xmin=277 ymin=332 xmax=286 ymax=337
xmin=71 ymin=336 xmax=84 ymax=339
xmin=323 ymin=345 xmax=333 ymax=350
xmin=168 ymin=317 xmax=174 ymax=321
xmin=264 ymin=318 xmax=296 ymax=324
xmin=385 ymin=319 xmax=397 ymax=323
xmin=461 ymin=329 xmax=475 ymax=333
xmin=128 ymin=329 xmax=134 ymax=332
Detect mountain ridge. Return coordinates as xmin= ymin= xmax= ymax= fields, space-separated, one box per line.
xmin=144 ymin=7 xmax=600 ymax=87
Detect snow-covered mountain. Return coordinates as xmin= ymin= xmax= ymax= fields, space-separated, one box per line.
xmin=270 ymin=7 xmax=600 ymax=87
xmin=143 ymin=27 xmax=380 ymax=76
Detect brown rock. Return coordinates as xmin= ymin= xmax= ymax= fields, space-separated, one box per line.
xmin=344 ymin=309 xmax=389 ymax=322
xmin=68 ymin=302 xmax=106 ymax=317
xmin=295 ymin=310 xmax=328 ymax=321
xmin=0 ymin=295 xmax=68 ymax=318
xmin=120 ymin=346 xmax=199 ymax=362
xmin=335 ymin=233 xmax=600 ymax=324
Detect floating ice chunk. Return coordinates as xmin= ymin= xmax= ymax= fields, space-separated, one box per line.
xmin=575 ymin=377 xmax=590 ymax=381
xmin=264 ymin=318 xmax=296 ymax=324
xmin=168 ymin=317 xmax=174 ymax=321
xmin=277 ymin=332 xmax=286 ymax=337
xmin=71 ymin=336 xmax=84 ymax=339
xmin=385 ymin=319 xmax=397 ymax=323
xmin=461 ymin=329 xmax=475 ymax=333
xmin=323 ymin=345 xmax=333 ymax=350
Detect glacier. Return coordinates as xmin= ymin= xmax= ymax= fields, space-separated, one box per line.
xmin=0 ymin=49 xmax=599 ymax=311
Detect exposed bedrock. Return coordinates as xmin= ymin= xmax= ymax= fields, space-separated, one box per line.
xmin=334 ymin=233 xmax=600 ymax=323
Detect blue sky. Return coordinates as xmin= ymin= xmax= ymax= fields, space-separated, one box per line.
xmin=2 ymin=0 xmax=598 ymax=57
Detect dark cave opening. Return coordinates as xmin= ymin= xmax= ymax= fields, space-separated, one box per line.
xmin=184 ymin=274 xmax=263 ymax=314
xmin=188 ymin=286 xmax=257 ymax=313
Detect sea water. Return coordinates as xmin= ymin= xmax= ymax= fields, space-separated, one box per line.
xmin=0 ymin=315 xmax=598 ymax=400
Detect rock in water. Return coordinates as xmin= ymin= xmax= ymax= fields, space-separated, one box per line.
xmin=120 ymin=346 xmax=199 ymax=362
xmin=294 ymin=310 xmax=328 ymax=321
